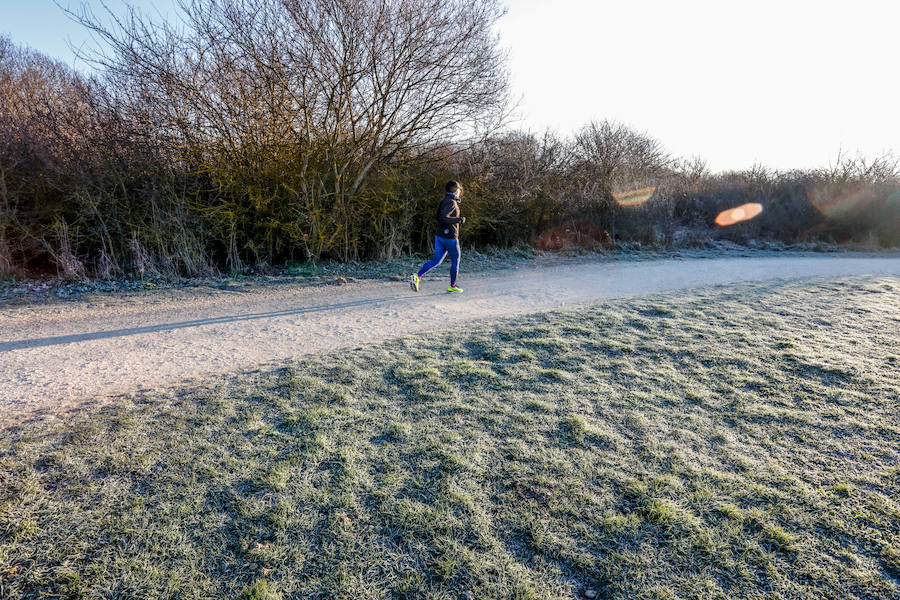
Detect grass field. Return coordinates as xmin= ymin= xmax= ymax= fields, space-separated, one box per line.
xmin=1 ymin=277 xmax=898 ymax=599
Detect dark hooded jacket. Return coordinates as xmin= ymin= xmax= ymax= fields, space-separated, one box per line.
xmin=436 ymin=192 xmax=463 ymax=239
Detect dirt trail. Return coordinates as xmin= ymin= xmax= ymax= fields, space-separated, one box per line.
xmin=2 ymin=255 xmax=898 ymax=423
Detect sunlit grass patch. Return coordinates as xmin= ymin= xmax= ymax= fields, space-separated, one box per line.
xmin=1 ymin=276 xmax=899 ymax=599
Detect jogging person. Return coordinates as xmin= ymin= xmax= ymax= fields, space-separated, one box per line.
xmin=410 ymin=180 xmax=465 ymax=293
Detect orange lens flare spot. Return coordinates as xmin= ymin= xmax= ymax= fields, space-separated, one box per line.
xmin=613 ymin=186 xmax=656 ymax=207
xmin=715 ymin=202 xmax=763 ymax=226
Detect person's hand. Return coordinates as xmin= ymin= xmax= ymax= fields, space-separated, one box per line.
xmin=461 ymin=216 xmax=466 ymax=224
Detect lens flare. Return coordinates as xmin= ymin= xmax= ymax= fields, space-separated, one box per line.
xmin=810 ymin=183 xmax=881 ymax=219
xmin=613 ymin=186 xmax=656 ymax=207
xmin=715 ymin=203 xmax=763 ymax=226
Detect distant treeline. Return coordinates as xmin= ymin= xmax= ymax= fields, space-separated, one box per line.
xmin=1 ymin=0 xmax=897 ymax=279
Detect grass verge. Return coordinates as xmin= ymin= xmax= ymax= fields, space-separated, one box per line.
xmin=5 ymin=242 xmax=894 ymax=307
xmin=1 ymin=277 xmax=898 ymax=599
xmin=0 ymin=245 xmax=537 ymax=306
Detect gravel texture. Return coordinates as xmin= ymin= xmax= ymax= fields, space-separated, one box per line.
xmin=1 ymin=255 xmax=898 ymax=424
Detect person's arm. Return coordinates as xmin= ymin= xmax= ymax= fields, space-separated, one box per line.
xmin=438 ymin=199 xmax=464 ymax=225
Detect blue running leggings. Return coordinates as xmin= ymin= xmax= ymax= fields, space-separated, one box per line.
xmin=417 ymin=236 xmax=460 ymax=286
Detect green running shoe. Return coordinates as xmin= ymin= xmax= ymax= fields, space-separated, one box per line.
xmin=447 ymin=285 xmax=463 ymax=294
xmin=409 ymin=273 xmax=420 ymax=292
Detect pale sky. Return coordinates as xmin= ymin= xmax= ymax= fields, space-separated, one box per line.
xmin=502 ymin=0 xmax=899 ymax=172
xmin=3 ymin=0 xmax=898 ymax=172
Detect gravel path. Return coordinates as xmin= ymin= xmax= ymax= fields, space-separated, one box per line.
xmin=2 ymin=255 xmax=898 ymax=423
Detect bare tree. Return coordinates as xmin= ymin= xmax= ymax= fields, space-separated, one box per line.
xmin=1 ymin=32 xmax=212 ymax=278
xmin=0 ymin=35 xmax=94 ymax=277
xmin=472 ymin=130 xmax=569 ymax=243
xmin=68 ymin=0 xmax=511 ymax=261
xmin=570 ymin=120 xmax=670 ymax=238
xmin=572 ymin=120 xmax=670 ymax=190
